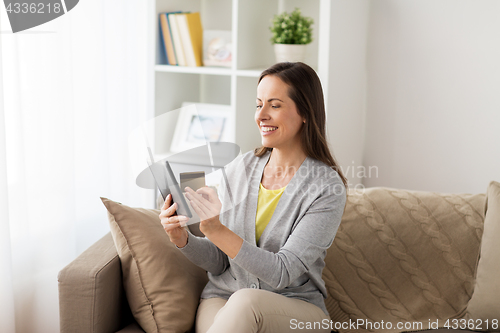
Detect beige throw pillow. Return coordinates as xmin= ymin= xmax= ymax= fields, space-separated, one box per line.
xmin=466 ymin=181 xmax=500 ymax=331
xmin=101 ymin=197 xmax=208 ymax=333
xmin=323 ymin=186 xmax=487 ymax=332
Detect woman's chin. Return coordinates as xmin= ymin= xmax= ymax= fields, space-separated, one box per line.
xmin=261 ymin=138 xmax=274 ymax=148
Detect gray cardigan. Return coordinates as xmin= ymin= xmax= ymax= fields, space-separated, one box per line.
xmin=178 ymin=150 xmax=347 ymax=316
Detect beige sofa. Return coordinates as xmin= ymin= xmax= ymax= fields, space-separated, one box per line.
xmin=58 ymin=182 xmax=500 ymax=333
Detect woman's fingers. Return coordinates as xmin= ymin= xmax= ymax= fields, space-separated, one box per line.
xmin=184 ymin=186 xmax=199 ymax=198
xmin=195 ymin=187 xmax=221 ymax=211
xmin=162 ymin=215 xmax=189 ymax=225
xmin=159 ymin=202 xmax=177 ymax=218
xmin=160 ymin=194 xmax=176 ymax=219
xmin=162 ymin=217 xmax=189 ymax=232
xmin=162 ymin=193 xmax=172 ymax=210
xmin=185 ymin=187 xmax=210 ymax=207
xmin=163 ymin=222 xmax=182 ymax=232
xmin=189 ymin=199 xmax=209 ymax=220
xmin=159 ymin=195 xmax=189 ymax=242
xmin=185 ymin=191 xmax=212 ymax=219
xmin=184 ymin=186 xmax=222 ymax=221
xmin=195 ymin=186 xmax=217 ymax=202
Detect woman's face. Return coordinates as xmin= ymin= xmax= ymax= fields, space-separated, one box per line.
xmin=255 ymin=75 xmax=305 ymax=150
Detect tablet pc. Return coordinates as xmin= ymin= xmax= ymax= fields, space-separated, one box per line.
xmin=147 ymin=159 xmax=192 ymax=219
xmin=164 ymin=161 xmax=192 ymax=218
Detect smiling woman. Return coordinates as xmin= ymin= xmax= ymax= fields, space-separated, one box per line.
xmin=255 ymin=62 xmax=348 ymax=190
xmin=256 ymin=75 xmax=305 ymax=158
xmin=160 ymin=62 xmax=349 ymax=333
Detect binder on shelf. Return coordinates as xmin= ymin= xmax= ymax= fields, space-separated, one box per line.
xmin=168 ymin=13 xmax=187 ymax=66
xmin=159 ymin=12 xmax=178 ymax=65
xmin=176 ymin=12 xmax=203 ymax=67
xmin=185 ymin=12 xmax=204 ymax=67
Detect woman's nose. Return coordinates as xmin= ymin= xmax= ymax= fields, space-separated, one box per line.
xmin=256 ymin=105 xmax=270 ymax=121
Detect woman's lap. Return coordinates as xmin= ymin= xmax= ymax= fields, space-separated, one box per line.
xmin=196 ymin=289 xmax=330 ymax=333
xmin=196 ymin=297 xmax=228 ymax=333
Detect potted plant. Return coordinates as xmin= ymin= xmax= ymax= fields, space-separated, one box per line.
xmin=269 ymin=8 xmax=313 ymax=63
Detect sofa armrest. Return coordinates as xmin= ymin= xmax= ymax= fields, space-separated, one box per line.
xmin=58 ymin=232 xmax=133 ymax=333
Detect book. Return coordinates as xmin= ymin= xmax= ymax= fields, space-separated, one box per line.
xmin=168 ymin=13 xmax=187 ymax=66
xmin=185 ymin=12 xmax=204 ymax=67
xmin=159 ymin=13 xmax=177 ymax=65
xmin=176 ymin=12 xmax=203 ymax=67
xmin=176 ymin=13 xmax=196 ymax=67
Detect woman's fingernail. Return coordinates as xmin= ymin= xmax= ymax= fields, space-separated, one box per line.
xmin=179 ymin=216 xmax=189 ymax=221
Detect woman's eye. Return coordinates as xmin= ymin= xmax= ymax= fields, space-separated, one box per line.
xmin=255 ymin=104 xmax=279 ymax=109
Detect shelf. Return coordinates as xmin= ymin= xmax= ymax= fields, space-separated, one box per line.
xmin=155 ymin=65 xmax=266 ymax=78
xmin=155 ymin=65 xmax=232 ymax=76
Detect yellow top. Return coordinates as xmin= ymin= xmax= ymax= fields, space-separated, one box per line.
xmin=255 ymin=183 xmax=286 ymax=244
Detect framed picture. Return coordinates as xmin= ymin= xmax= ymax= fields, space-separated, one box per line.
xmin=203 ymin=30 xmax=232 ymax=68
xmin=170 ymin=102 xmax=232 ymax=153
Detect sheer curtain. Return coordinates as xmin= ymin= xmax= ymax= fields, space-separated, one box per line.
xmin=0 ymin=1 xmax=152 ymax=331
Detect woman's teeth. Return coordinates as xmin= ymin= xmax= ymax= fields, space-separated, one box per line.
xmin=262 ymin=127 xmax=278 ymax=132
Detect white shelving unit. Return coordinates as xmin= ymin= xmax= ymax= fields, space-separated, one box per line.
xmin=147 ymin=0 xmax=332 ymax=157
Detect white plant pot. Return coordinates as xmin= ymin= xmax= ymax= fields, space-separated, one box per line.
xmin=274 ymin=44 xmax=308 ymax=63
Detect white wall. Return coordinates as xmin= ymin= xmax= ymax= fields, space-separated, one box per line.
xmin=327 ymin=0 xmax=370 ymax=188
xmin=340 ymin=0 xmax=500 ymax=194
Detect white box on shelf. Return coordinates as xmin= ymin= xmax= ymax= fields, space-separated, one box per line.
xmin=203 ymin=30 xmax=232 ymax=68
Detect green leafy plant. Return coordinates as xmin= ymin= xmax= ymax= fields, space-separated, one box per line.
xmin=269 ymin=8 xmax=313 ymax=45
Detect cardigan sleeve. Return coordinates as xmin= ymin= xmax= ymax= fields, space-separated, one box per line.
xmin=231 ymin=186 xmax=346 ymax=289
xmin=177 ymin=231 xmax=229 ymax=276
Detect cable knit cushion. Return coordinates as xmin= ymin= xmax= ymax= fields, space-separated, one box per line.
xmin=466 ymin=181 xmax=500 ymax=331
xmin=322 ymin=186 xmax=487 ymax=333
xmin=101 ymin=197 xmax=208 ymax=333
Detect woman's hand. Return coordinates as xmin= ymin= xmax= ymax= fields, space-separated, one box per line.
xmin=159 ymin=194 xmax=189 ymax=248
xmin=185 ymin=186 xmax=223 ymax=236
xmin=186 ymin=186 xmax=244 ymax=259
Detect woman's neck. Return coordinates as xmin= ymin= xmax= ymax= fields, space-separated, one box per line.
xmin=265 ymin=147 xmax=307 ymax=180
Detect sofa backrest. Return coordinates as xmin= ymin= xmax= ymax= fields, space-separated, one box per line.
xmin=323 ymin=186 xmax=486 ymax=331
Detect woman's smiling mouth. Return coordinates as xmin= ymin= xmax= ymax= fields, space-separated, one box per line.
xmin=261 ymin=126 xmax=278 ymax=135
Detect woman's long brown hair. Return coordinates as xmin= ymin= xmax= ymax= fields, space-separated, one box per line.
xmin=254 ymin=62 xmax=349 ymax=191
